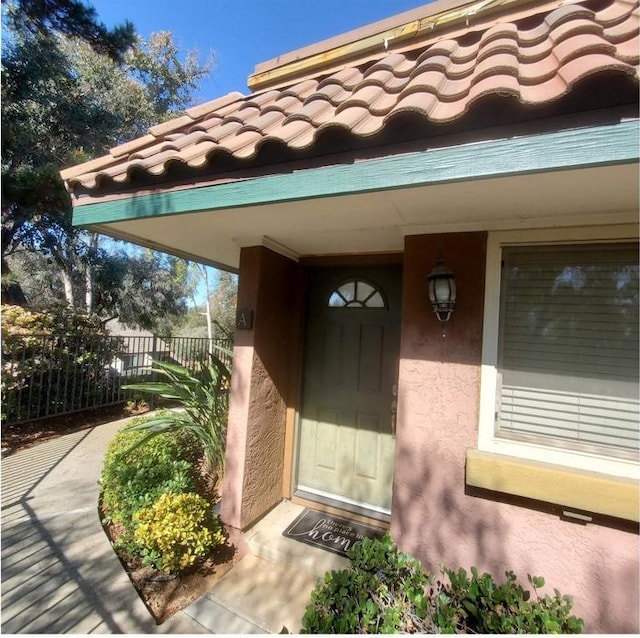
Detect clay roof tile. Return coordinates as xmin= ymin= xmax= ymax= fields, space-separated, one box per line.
xmin=62 ymin=0 xmax=640 ymax=192
xmin=596 ymin=0 xmax=638 ymax=25
xmin=185 ymin=92 xmax=245 ymax=120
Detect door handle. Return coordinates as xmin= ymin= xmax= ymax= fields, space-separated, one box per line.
xmin=390 ymin=383 xmax=398 ymax=437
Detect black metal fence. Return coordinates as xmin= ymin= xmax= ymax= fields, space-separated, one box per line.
xmin=1 ymin=334 xmax=233 ymax=425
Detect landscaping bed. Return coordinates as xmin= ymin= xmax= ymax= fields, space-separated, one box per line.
xmin=102 ymin=516 xmax=238 ymax=623
xmin=98 ymin=412 xmax=236 ymax=624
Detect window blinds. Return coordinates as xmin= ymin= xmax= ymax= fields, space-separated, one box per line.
xmin=498 ymin=243 xmax=639 ymax=460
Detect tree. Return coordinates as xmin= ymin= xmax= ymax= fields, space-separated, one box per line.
xmin=4 ymin=0 xmax=136 ymax=62
xmin=99 ymin=249 xmax=192 ymax=334
xmin=1 ymin=0 xmax=135 ymax=300
xmin=7 ymin=243 xmax=195 ymax=334
xmin=2 ymin=0 xmax=213 ymax=315
xmin=209 ymin=271 xmax=238 ymax=338
xmin=173 ymin=266 xmax=238 ymax=340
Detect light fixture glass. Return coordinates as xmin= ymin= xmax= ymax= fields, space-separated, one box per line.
xmin=427 ymin=253 xmax=456 ymax=336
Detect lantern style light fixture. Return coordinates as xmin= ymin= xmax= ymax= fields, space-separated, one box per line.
xmin=427 ymin=252 xmax=456 ymax=337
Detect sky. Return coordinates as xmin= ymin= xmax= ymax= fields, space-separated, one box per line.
xmin=88 ymin=0 xmax=431 ymax=304
xmin=90 ymin=0 xmax=431 ymax=101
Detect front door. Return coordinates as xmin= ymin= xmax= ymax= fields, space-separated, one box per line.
xmin=297 ymin=265 xmax=402 ymax=513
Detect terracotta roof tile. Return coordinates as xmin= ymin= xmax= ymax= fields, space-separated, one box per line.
xmin=615 ymin=33 xmax=639 ymax=59
xmin=147 ymin=115 xmax=192 ymax=137
xmin=262 ymin=94 xmax=304 ymax=113
xmin=393 ymin=91 xmax=439 ymax=117
xmin=604 ymin=10 xmax=639 ymax=42
xmin=318 ymin=68 xmax=363 ymax=89
xmin=275 ymin=119 xmax=318 ymax=147
xmin=361 ymin=68 xmax=409 ymax=90
xmin=238 ymin=110 xmax=286 ymax=134
xmin=596 ymin=0 xmax=637 ymax=25
xmin=307 ymin=82 xmax=352 ymax=104
xmin=204 ymin=120 xmax=243 ymax=142
xmin=61 ymin=0 xmax=640 ymax=191
xmin=184 ymin=92 xmax=245 ymax=119
xmin=283 ymin=78 xmax=320 ymax=98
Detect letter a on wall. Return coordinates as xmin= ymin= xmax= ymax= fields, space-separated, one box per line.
xmin=236 ymin=308 xmax=254 ymax=330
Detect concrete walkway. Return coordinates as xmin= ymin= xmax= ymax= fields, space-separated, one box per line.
xmin=1 ymin=418 xmax=205 ymax=634
xmin=1 ymin=418 xmax=347 ymax=634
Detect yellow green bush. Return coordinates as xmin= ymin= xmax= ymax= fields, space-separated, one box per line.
xmin=133 ymin=491 xmax=225 ymax=573
xmin=100 ymin=419 xmax=200 ymax=550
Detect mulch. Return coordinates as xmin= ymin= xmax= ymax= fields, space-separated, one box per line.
xmin=103 ymin=517 xmax=239 ymax=623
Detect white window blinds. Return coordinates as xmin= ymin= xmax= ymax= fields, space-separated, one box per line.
xmin=498 ymin=243 xmax=639 ymax=460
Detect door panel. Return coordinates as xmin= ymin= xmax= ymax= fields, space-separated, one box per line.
xmin=297 ymin=266 xmax=402 ymax=512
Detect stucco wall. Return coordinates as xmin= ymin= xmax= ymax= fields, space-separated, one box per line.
xmin=221 ymin=246 xmax=301 ymax=531
xmin=392 ymin=232 xmax=639 ymax=633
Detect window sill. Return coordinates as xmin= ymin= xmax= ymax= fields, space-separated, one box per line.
xmin=466 ymin=449 xmax=639 ymax=522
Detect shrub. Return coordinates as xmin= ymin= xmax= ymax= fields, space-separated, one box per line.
xmin=133 ymin=491 xmax=225 ymax=573
xmin=122 ymin=353 xmax=230 ymax=485
xmin=1 ymin=304 xmax=121 ymax=422
xmin=301 ymin=534 xmax=433 ymax=633
xmin=300 ymin=534 xmax=583 ymax=634
xmin=434 ymin=568 xmax=584 ymax=634
xmin=100 ymin=416 xmax=201 ymax=551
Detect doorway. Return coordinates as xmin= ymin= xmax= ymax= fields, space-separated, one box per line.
xmin=296 ymin=265 xmax=402 ymax=515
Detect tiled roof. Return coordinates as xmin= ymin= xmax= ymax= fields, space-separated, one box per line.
xmin=61 ymin=0 xmax=639 ymax=192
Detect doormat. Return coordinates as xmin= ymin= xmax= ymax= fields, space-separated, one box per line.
xmin=282 ymin=508 xmax=385 ymax=558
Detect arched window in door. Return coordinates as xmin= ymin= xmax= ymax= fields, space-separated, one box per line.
xmin=328 ymin=279 xmax=386 ymax=308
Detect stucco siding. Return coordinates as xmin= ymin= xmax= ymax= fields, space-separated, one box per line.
xmin=392 ymin=232 xmax=639 ymax=633
xmin=221 ymin=246 xmax=301 ymax=531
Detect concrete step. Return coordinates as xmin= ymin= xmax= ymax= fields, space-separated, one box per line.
xmin=245 ymin=501 xmax=350 ymax=579
xmin=184 ymin=553 xmax=316 ymax=634
xmin=184 ymin=501 xmax=352 ymax=633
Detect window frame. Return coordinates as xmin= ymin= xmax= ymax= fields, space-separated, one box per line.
xmin=326 ymin=278 xmax=388 ymax=309
xmin=478 ymin=225 xmax=640 ymax=481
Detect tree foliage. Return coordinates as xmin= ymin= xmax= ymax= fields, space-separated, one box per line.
xmin=1 ymin=0 xmax=136 ymax=271
xmin=1 ymin=0 xmax=213 ymax=326
xmin=7 ymin=243 xmax=193 ymax=334
xmin=209 ymin=271 xmax=238 ymax=337
xmin=5 ymin=0 xmax=136 ymax=62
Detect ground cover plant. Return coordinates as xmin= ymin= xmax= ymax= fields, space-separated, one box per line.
xmin=99 ymin=414 xmax=236 ymax=622
xmin=300 ymin=534 xmax=583 ymax=634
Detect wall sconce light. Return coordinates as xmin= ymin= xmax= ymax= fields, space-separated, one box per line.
xmin=427 ymin=252 xmax=456 ymax=337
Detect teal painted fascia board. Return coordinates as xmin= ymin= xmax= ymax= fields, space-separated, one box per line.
xmin=73 ymin=119 xmax=639 ymax=227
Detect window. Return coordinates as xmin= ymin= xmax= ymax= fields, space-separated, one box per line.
xmin=497 ymin=243 xmax=639 ymax=460
xmin=328 ymin=280 xmax=386 ymax=308
xmin=478 ymin=228 xmax=640 ymax=481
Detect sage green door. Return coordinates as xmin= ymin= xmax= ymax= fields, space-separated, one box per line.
xmin=297 ymin=265 xmax=402 ymax=513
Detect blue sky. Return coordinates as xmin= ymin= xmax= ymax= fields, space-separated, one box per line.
xmin=91 ymin=0 xmax=430 ymax=101
xmin=89 ymin=0 xmax=431 ymax=302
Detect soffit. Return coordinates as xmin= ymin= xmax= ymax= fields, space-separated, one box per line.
xmin=60 ymin=0 xmax=639 ymax=196
xmin=89 ymin=163 xmax=639 ymax=271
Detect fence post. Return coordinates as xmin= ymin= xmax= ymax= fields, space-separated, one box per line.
xmin=150 ymin=335 xmax=158 ymax=410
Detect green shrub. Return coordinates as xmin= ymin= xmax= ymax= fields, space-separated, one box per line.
xmin=434 ymin=568 xmax=584 ymax=634
xmin=133 ymin=491 xmax=225 ymax=573
xmin=100 ymin=416 xmax=201 ymax=551
xmin=300 ymin=534 xmax=583 ymax=634
xmin=301 ymin=533 xmax=433 ymax=633
xmin=122 ymin=353 xmax=230 ymax=485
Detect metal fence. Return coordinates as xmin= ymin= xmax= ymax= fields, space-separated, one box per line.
xmin=1 ymin=334 xmax=233 ymax=425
